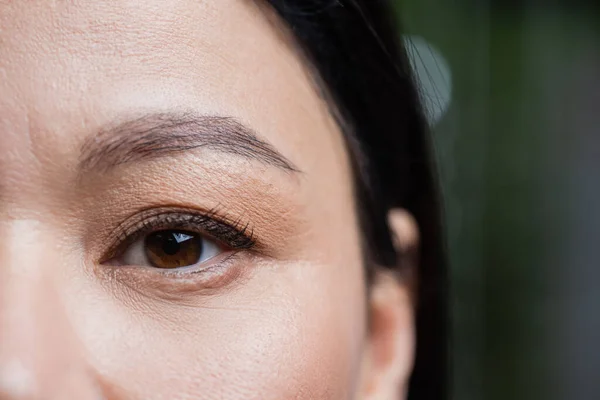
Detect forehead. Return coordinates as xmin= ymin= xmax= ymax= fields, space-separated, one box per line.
xmin=0 ymin=0 xmax=286 ymax=90
xmin=0 ymin=0 xmax=346 ymax=177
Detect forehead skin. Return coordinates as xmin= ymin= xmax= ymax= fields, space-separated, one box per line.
xmin=0 ymin=0 xmax=344 ymax=175
xmin=0 ymin=0 xmax=368 ymax=399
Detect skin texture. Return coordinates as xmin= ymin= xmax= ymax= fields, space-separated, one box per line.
xmin=0 ymin=0 xmax=417 ymax=399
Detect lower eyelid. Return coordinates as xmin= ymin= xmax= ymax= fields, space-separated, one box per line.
xmin=96 ymin=251 xmax=253 ymax=304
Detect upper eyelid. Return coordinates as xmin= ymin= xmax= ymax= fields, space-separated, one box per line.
xmin=109 ymin=206 xmax=242 ymax=242
xmin=100 ymin=207 xmax=256 ymax=263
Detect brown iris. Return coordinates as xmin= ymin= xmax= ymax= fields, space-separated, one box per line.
xmin=144 ymin=230 xmax=203 ymax=269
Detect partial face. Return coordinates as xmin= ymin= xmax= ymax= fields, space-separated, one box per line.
xmin=0 ymin=1 xmax=414 ymax=399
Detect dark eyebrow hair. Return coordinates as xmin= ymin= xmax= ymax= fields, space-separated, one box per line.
xmin=78 ymin=113 xmax=300 ymax=174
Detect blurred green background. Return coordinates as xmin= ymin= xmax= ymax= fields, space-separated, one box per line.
xmin=393 ymin=1 xmax=600 ymax=399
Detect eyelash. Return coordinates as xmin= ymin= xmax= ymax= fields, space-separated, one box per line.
xmin=101 ymin=206 xmax=256 ymax=264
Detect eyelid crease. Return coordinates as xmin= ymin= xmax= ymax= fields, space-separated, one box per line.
xmin=100 ymin=205 xmax=256 ymax=263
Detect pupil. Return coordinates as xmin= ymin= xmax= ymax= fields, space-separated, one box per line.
xmin=145 ymin=230 xmax=202 ymax=269
xmin=162 ymin=234 xmax=180 ymax=256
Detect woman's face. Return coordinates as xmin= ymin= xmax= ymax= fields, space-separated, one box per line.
xmin=0 ymin=1 xmax=415 ymax=398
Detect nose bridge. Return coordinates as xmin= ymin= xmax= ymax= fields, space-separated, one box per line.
xmin=0 ymin=219 xmax=54 ymax=355
xmin=0 ymin=219 xmax=101 ymax=398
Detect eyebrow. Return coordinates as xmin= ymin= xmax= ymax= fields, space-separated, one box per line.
xmin=78 ymin=113 xmax=299 ymax=174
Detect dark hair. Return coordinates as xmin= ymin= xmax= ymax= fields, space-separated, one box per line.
xmin=264 ymin=1 xmax=448 ymax=399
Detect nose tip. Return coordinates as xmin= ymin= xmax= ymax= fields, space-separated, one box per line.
xmin=0 ymin=320 xmax=107 ymax=400
xmin=0 ymin=360 xmax=36 ymax=398
xmin=0 ymin=360 xmax=107 ymax=400
xmin=0 ymin=345 xmax=108 ymax=400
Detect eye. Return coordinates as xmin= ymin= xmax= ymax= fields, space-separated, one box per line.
xmin=119 ymin=229 xmax=221 ymax=269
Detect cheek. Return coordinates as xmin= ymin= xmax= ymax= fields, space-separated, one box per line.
xmin=74 ymin=260 xmax=367 ymax=400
